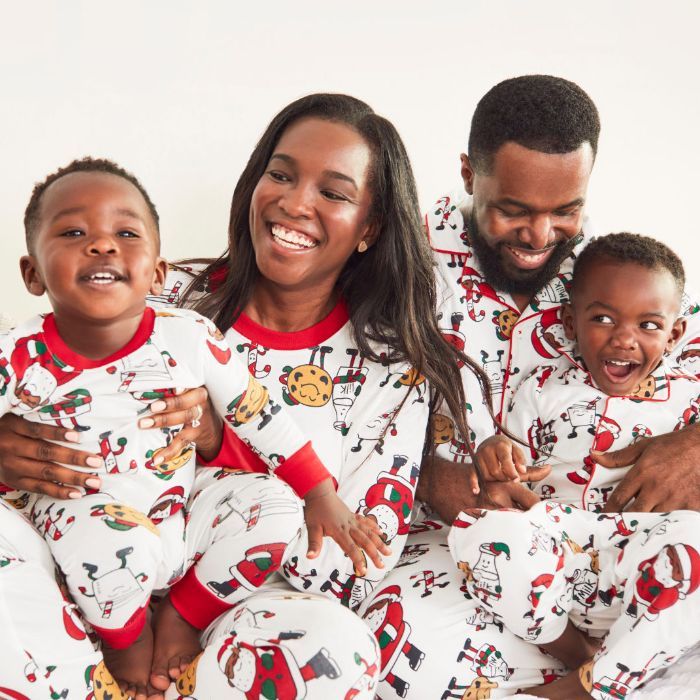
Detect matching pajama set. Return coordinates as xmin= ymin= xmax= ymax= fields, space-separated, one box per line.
xmin=153 ymin=267 xmax=429 ymax=698
xmin=359 ymin=191 xmax=700 ymax=699
xmin=449 ymin=352 xmax=700 ymax=698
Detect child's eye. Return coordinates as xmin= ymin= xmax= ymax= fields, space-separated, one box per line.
xmin=117 ymin=230 xmax=138 ymax=238
xmin=640 ymin=320 xmax=662 ymax=330
xmin=60 ymin=229 xmax=84 ymax=238
xmin=592 ymin=314 xmax=614 ymax=324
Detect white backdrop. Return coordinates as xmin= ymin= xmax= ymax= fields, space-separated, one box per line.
xmin=2 ymin=1 xmax=698 ymax=319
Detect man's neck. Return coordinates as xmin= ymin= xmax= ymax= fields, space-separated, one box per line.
xmin=243 ymin=280 xmax=338 ymax=332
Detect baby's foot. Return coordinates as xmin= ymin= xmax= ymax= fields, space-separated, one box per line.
xmin=103 ymin=623 xmax=157 ymax=700
xmin=150 ymin=594 xmax=202 ymax=691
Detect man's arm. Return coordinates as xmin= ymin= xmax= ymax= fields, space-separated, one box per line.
xmin=597 ymin=423 xmax=700 ymax=512
xmin=416 ymin=454 xmax=547 ymax=524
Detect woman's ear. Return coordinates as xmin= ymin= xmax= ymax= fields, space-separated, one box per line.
xmin=562 ymin=302 xmax=577 ymax=341
xmin=358 ymin=223 xmax=380 ymax=252
xmin=19 ymin=256 xmax=46 ymax=297
xmin=150 ymin=258 xmax=169 ymax=295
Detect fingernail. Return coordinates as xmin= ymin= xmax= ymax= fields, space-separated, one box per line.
xmin=150 ymin=400 xmax=167 ymax=413
xmin=86 ymin=457 xmax=104 ymax=468
xmin=175 ymin=387 xmax=185 ymax=395
xmin=139 ymin=418 xmax=155 ymax=429
xmin=85 ymin=477 xmax=101 ymax=489
xmin=68 ymin=491 xmax=83 ymax=499
xmin=153 ymin=455 xmax=164 ymax=466
xmin=64 ymin=431 xmax=81 ymax=443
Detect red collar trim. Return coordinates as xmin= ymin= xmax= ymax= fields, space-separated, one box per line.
xmin=42 ymin=308 xmax=156 ymax=370
xmin=232 ymin=300 xmax=349 ymax=350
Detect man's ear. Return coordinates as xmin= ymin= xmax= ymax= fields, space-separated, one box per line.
xmin=150 ymin=257 xmax=169 ymax=295
xmin=19 ymin=255 xmax=46 ymax=297
xmin=460 ymin=153 xmax=476 ymax=195
xmin=562 ymin=302 xmax=577 ymax=340
xmin=667 ymin=316 xmax=687 ymax=354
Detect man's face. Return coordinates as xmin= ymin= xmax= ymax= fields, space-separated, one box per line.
xmin=463 ymin=141 xmax=594 ymax=297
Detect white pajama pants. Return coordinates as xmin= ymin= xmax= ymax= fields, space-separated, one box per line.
xmin=448 ymin=502 xmax=700 ymax=699
xmin=13 ymin=468 xmax=303 ymax=648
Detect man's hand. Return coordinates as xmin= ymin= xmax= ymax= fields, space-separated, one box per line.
xmin=596 ymin=425 xmax=700 ymax=512
xmin=417 ymin=456 xmax=549 ymax=523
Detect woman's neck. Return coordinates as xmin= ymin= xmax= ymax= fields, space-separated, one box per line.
xmin=244 ymin=281 xmax=338 ymax=332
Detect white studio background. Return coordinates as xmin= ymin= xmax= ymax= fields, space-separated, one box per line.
xmin=1 ymin=1 xmax=698 ymax=320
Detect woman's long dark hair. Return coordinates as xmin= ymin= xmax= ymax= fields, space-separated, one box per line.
xmin=181 ymin=93 xmax=494 ymax=463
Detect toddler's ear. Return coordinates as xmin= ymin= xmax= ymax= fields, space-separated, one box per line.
xmin=150 ymin=258 xmax=169 ymax=295
xmin=19 ymin=256 xmax=46 ymax=296
xmin=667 ymin=316 xmax=687 ymax=354
xmin=562 ymin=303 xmax=576 ymax=340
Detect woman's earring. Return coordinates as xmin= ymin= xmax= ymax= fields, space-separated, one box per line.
xmin=357 ymin=240 xmax=368 ymax=253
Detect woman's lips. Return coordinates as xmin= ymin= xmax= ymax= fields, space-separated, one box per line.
xmin=270 ymin=223 xmax=318 ymax=250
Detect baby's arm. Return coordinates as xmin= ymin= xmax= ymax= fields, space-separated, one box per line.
xmin=475 ymin=434 xmax=527 ymax=482
xmin=198 ymin=317 xmax=385 ymax=575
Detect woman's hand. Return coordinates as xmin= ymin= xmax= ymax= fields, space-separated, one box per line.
xmin=0 ymin=414 xmax=104 ymax=499
xmin=304 ymin=479 xmax=391 ymax=577
xmin=137 ymin=387 xmax=223 ymax=463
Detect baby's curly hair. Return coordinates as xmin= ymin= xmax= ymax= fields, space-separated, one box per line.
xmin=572 ymin=232 xmax=685 ymax=298
xmin=24 ymin=157 xmax=159 ymax=252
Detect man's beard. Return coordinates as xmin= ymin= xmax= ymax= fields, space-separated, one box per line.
xmin=468 ymin=213 xmax=582 ymax=297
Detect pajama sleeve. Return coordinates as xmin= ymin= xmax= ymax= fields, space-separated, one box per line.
xmin=669 ymin=287 xmax=700 ymax=378
xmin=282 ymin=366 xmax=430 ymax=609
xmin=198 ymin=317 xmax=331 ymax=497
xmin=502 ymin=365 xmax=553 ymax=466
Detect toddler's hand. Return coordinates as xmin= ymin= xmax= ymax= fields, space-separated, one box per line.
xmin=303 ymin=479 xmax=391 ymax=576
xmin=476 ymin=435 xmax=528 ymax=485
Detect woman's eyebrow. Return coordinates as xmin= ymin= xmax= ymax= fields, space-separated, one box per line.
xmin=269 ymin=153 xmax=358 ymax=190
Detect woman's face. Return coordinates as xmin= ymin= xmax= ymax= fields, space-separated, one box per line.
xmin=249 ymin=117 xmax=374 ymax=293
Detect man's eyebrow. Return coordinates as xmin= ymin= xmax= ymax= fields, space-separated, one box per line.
xmin=494 ymin=197 xmax=585 ymax=211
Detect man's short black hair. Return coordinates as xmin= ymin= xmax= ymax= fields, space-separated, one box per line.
xmin=572 ymin=232 xmax=685 ymax=298
xmin=24 ymin=157 xmax=159 ymax=252
xmin=468 ymin=75 xmax=600 ymax=173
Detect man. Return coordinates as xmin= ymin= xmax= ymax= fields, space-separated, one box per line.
xmin=359 ymin=75 xmax=700 ymax=699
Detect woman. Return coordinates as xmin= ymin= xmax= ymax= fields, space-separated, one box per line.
xmin=0 ymin=93 xmax=484 ymax=698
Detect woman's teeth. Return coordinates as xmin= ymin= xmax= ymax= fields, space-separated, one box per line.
xmin=271 ymin=224 xmax=317 ymax=250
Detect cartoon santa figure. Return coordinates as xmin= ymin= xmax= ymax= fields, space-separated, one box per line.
xmin=10 ymin=333 xmax=80 ymax=410
xmin=627 ymin=543 xmax=700 ymax=622
xmin=362 ymin=584 xmax=425 ymax=698
xmin=531 ymin=308 xmax=569 ymax=359
xmin=208 ymin=542 xmax=288 ymax=598
xmin=359 ymin=455 xmax=417 ymax=544
xmin=216 ymin=634 xmax=340 ymax=698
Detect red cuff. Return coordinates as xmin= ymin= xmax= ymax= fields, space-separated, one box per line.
xmin=170 ymin=567 xmax=233 ymax=630
xmin=197 ymin=424 xmax=267 ymax=474
xmin=274 ymin=442 xmax=332 ymax=498
xmin=91 ymin=604 xmax=148 ymax=649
